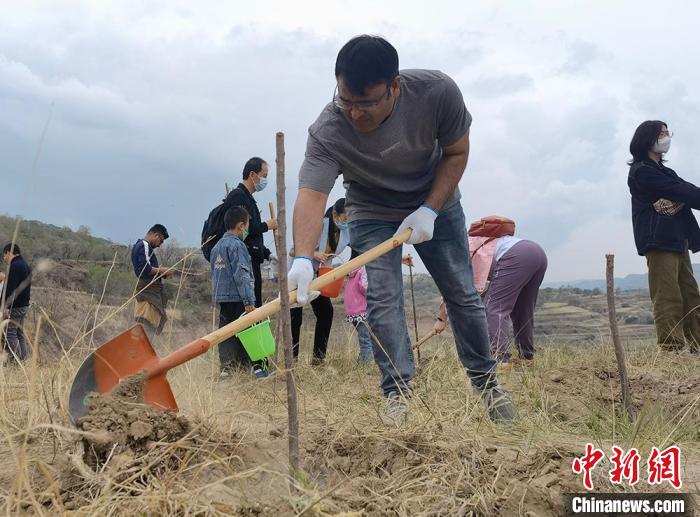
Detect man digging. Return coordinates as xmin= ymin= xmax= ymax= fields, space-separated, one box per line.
xmin=289 ymin=35 xmax=516 ymax=425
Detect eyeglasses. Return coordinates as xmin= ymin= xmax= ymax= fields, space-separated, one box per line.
xmin=333 ymin=85 xmax=391 ymax=111
xmin=659 ymin=130 xmax=674 ymax=138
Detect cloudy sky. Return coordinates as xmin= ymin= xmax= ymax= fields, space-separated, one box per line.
xmin=2 ymin=1 xmax=700 ymax=281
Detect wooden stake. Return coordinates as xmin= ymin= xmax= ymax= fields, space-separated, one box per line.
xmin=606 ymin=254 xmax=634 ymax=418
xmin=407 ymin=256 xmax=420 ymax=360
xmin=274 ymin=132 xmax=300 ymax=481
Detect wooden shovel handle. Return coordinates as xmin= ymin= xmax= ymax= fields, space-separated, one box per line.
xmin=206 ymin=227 xmax=411 ymax=345
xmin=152 ymin=228 xmax=412 ymax=375
xmin=212 ymin=228 xmax=410 ymax=339
xmin=268 ymin=202 xmax=278 ymax=253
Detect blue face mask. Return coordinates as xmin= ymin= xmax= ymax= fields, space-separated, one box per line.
xmin=255 ymin=177 xmax=268 ymax=192
xmin=337 ymin=221 xmax=349 ymax=231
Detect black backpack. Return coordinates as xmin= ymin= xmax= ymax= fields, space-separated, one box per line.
xmin=201 ymin=200 xmax=231 ymax=262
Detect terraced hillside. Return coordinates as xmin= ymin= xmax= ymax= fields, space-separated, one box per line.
xmin=397 ymin=273 xmax=656 ymax=345
xmin=535 ymin=290 xmax=655 ymax=343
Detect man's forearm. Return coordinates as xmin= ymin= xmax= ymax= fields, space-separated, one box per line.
xmin=424 ymin=154 xmax=468 ymax=210
xmin=293 ymin=188 xmax=328 ymax=258
xmin=424 ymin=132 xmax=470 ymax=211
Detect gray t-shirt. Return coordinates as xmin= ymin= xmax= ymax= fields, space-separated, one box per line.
xmin=299 ymin=69 xmax=471 ymax=222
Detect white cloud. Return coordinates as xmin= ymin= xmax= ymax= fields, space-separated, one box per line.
xmin=545 ymin=216 xmax=643 ymax=282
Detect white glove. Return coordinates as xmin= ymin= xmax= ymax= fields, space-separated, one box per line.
xmin=290 ymin=290 xmax=320 ymax=309
xmin=395 ymin=205 xmax=439 ymax=244
xmin=288 ymin=257 xmax=315 ymax=305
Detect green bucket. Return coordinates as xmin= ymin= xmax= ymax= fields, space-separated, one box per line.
xmin=236 ymin=319 xmax=276 ymax=361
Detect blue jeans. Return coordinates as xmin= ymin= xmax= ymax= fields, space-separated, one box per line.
xmin=349 ymin=202 xmax=496 ymax=396
xmin=354 ymin=320 xmax=373 ymax=364
xmin=5 ymin=306 xmax=29 ymax=361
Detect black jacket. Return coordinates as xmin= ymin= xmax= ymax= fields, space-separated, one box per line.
xmin=225 ymin=183 xmax=271 ymax=263
xmin=3 ymin=255 xmax=31 ymax=309
xmin=628 ymin=159 xmax=700 ymax=255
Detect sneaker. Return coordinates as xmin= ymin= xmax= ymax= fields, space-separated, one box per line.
xmin=382 ymin=392 xmax=409 ymax=427
xmin=252 ymin=366 xmax=270 ymax=379
xmin=310 ymin=356 xmax=325 ymax=366
xmin=219 ymin=369 xmax=231 ymax=380
xmin=481 ymin=385 xmax=517 ymax=424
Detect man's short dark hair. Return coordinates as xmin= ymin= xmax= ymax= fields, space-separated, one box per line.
xmin=224 ymin=206 xmax=250 ymax=230
xmin=629 ymin=120 xmax=667 ymax=164
xmin=242 ymin=157 xmax=267 ymax=180
xmin=2 ymin=243 xmax=20 ymax=255
xmin=335 ymin=35 xmax=399 ymax=96
xmin=148 ymin=224 xmax=169 ymax=240
xmin=333 ymin=198 xmax=346 ymax=215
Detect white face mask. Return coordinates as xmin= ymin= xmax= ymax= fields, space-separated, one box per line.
xmin=652 ymin=136 xmax=671 ymax=154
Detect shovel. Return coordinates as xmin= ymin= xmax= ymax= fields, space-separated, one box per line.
xmin=68 ymin=228 xmax=412 ymax=423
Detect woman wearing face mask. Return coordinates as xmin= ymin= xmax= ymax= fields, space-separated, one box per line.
xmin=290 ymin=198 xmax=350 ymax=365
xmin=628 ymin=121 xmax=700 ymax=352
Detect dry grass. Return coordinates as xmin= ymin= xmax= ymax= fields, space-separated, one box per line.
xmin=1 ymin=307 xmax=700 ymax=516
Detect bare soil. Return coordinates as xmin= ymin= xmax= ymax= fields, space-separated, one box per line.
xmin=78 ymin=372 xmax=190 ymax=461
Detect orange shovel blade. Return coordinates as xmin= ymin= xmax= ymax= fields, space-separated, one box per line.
xmin=68 ymin=325 xmax=177 ymax=423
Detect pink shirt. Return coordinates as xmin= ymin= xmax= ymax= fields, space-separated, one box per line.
xmin=344 ymin=267 xmax=368 ymax=317
xmin=468 ymin=236 xmax=497 ymax=293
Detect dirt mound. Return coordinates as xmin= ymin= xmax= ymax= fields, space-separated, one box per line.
xmin=305 ymin=428 xmax=497 ymax=515
xmin=37 ymin=374 xmax=244 ymax=511
xmin=305 ymin=427 xmax=649 ymax=516
xmin=2 ymin=371 xmax=294 ymax=514
xmin=77 ymin=372 xmax=190 ymax=462
xmin=308 ymin=429 xmax=453 ymax=476
xmin=304 ymin=427 xmax=578 ymax=516
xmin=498 ymin=444 xmax=591 ymax=516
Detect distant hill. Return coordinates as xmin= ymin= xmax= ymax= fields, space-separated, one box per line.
xmin=0 ymin=214 xmax=212 ymax=302
xmin=543 ymin=265 xmax=700 ymax=291
xmin=2 ymin=213 xmax=671 ymax=295
xmin=0 ymin=215 xmax=123 ymax=262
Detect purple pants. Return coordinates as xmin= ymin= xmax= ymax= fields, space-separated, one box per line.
xmin=485 ymin=240 xmax=547 ymax=361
